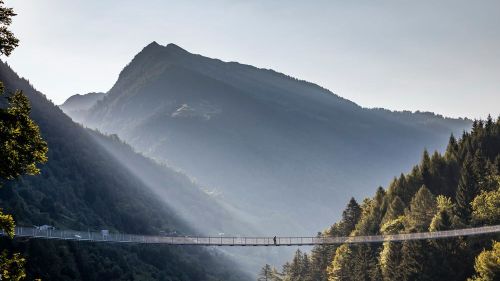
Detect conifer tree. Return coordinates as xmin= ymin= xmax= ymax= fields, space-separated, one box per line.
xmin=429 ymin=196 xmax=466 ymax=280
xmin=404 ymin=186 xmax=437 ymax=232
xmin=382 ymin=196 xmax=405 ymax=224
xmin=456 ymin=157 xmax=479 ymax=222
xmin=379 ymin=241 xmax=403 ymax=281
xmin=327 ymin=244 xmax=354 ymax=281
xmin=421 ymin=150 xmax=432 ymax=188
xmin=309 ymin=228 xmax=341 ymax=281
xmin=400 ymin=240 xmax=433 ymax=281
xmin=350 ymin=244 xmax=380 ymax=281
xmin=379 ymin=216 xmax=405 ymax=281
xmin=340 ymin=197 xmax=361 ymax=235
xmin=445 ymin=134 xmax=459 ymax=161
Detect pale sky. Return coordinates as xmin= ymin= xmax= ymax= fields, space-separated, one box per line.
xmin=4 ymin=0 xmax=500 ymax=119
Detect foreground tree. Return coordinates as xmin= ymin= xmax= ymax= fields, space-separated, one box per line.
xmin=468 ymin=241 xmax=500 ymax=281
xmin=0 ymin=1 xmax=18 ymax=57
xmin=0 ymin=90 xmax=48 ymax=181
xmin=0 ymin=1 xmax=47 ymax=280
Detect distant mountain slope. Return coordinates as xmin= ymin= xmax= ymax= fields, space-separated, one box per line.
xmin=0 ymin=61 xmax=249 ymax=281
xmin=87 ymin=129 xmax=256 ymax=236
xmin=60 ymin=92 xmax=104 ymax=122
xmin=66 ymin=42 xmax=471 ymax=235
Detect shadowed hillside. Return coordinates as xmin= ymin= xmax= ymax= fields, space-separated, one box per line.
xmin=0 ymin=61 xmax=250 ymax=281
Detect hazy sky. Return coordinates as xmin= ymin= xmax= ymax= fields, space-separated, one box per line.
xmin=4 ymin=0 xmax=500 ymax=119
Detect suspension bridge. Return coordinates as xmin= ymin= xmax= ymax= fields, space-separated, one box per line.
xmin=2 ymin=225 xmax=499 ymax=246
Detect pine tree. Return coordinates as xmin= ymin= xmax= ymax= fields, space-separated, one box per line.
xmin=382 ymin=196 xmax=405 ymax=224
xmin=355 ymin=188 xmax=386 ymax=236
xmin=379 ymin=216 xmax=405 ymax=281
xmin=456 ymin=158 xmax=479 ymax=222
xmin=485 ymin=115 xmax=493 ymax=135
xmin=404 ymin=186 xmax=437 ymax=232
xmin=379 ymin=241 xmax=403 ymax=281
xmin=302 ymin=253 xmax=312 ymax=281
xmin=445 ymin=134 xmax=459 ymax=161
xmin=421 ymin=150 xmax=432 ymax=189
xmin=399 ymin=186 xmax=437 ymax=280
xmin=340 ymin=198 xmax=361 ymax=235
xmin=350 ymin=244 xmax=380 ymax=281
xmin=400 ymin=240 xmax=432 ymax=281
xmin=327 ymin=244 xmax=354 ymax=281
xmin=309 ymin=228 xmax=340 ymax=281
xmin=284 ymin=249 xmax=312 ymax=281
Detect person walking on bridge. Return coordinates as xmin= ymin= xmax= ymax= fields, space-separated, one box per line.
xmin=273 ymin=236 xmax=277 ymax=246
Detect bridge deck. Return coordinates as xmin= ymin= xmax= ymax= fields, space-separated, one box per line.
xmin=2 ymin=225 xmax=498 ymax=246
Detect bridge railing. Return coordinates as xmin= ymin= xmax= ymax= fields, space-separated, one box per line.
xmin=1 ymin=225 xmax=499 ymax=246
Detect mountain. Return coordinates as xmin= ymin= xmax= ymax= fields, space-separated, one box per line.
xmin=63 ymin=42 xmax=471 ymax=235
xmin=60 ymin=92 xmax=105 ymax=122
xmin=0 ymin=61 xmax=250 ymax=281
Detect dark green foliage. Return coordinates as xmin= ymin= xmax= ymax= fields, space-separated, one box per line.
xmin=0 ymin=89 xmax=48 ymax=182
xmin=350 ymin=244 xmax=380 ymax=281
xmin=381 ymin=196 xmax=404 ymax=224
xmin=0 ymin=239 xmax=245 ymax=281
xmin=339 ymin=198 xmax=361 ymax=236
xmin=380 ymin=241 xmax=403 ymax=281
xmin=277 ymin=250 xmax=312 ymax=281
xmin=404 ymin=186 xmax=436 ymax=232
xmin=0 ymin=1 xmax=18 ymax=57
xmin=268 ymin=116 xmax=500 ymax=281
xmin=456 ymin=157 xmax=480 ymax=222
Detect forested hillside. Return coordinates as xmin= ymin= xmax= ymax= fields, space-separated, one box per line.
xmin=261 ymin=117 xmax=500 ymax=281
xmin=87 ymin=129 xmax=256 ymax=236
xmin=0 ymin=61 xmax=250 ymax=280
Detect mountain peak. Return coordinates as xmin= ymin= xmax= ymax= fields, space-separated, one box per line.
xmin=140 ymin=42 xmax=188 ymax=55
xmin=147 ymin=41 xmax=161 ymax=47
xmin=141 ymin=41 xmax=163 ymax=53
